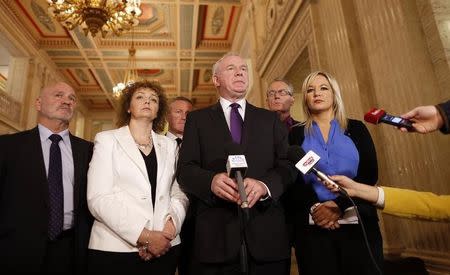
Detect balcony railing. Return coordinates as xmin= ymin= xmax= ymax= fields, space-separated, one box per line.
xmin=0 ymin=90 xmax=21 ymax=123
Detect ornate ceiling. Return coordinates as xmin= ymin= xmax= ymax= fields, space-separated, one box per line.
xmin=5 ymin=0 xmax=243 ymax=111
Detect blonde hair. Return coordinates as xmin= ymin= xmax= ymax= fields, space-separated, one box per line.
xmin=301 ymin=71 xmax=347 ymax=131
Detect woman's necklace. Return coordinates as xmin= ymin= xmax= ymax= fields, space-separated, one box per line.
xmin=136 ymin=143 xmax=151 ymax=151
xmin=134 ymin=135 xmax=153 ymax=151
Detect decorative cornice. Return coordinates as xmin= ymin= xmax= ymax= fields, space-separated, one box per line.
xmin=0 ymin=0 xmax=40 ymax=54
xmin=38 ymin=39 xmax=77 ymax=48
xmin=263 ymin=7 xmax=314 ymax=79
xmin=77 ymin=87 xmax=104 ymax=95
xmin=198 ymin=41 xmax=231 ymax=49
xmin=99 ymin=40 xmax=176 ymax=48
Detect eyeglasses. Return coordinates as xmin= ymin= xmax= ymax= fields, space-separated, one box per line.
xmin=267 ymin=89 xmax=292 ymax=97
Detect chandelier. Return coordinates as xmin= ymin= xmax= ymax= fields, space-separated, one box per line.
xmin=47 ymin=0 xmax=142 ymax=38
xmin=112 ymin=30 xmax=139 ymax=98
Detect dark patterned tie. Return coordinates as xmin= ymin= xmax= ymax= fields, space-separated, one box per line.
xmin=48 ymin=134 xmax=63 ymax=240
xmin=175 ymin=137 xmax=182 ymax=146
xmin=229 ymin=103 xmax=243 ymax=144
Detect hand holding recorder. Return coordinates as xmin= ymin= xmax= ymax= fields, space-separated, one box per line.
xmin=364 ymin=101 xmax=449 ymax=134
xmin=400 ymin=105 xmax=444 ymax=134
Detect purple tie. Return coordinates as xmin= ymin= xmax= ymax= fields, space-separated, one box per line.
xmin=230 ymin=103 xmax=243 ymax=144
xmin=48 ymin=134 xmax=64 ymax=240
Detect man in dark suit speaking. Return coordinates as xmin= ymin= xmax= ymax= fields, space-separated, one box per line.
xmin=0 ymin=82 xmax=93 ymax=273
xmin=177 ymin=53 xmax=292 ymax=275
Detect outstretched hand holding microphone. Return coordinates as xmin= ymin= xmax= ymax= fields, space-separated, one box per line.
xmin=364 ymin=100 xmax=449 ymax=134
xmin=399 ymin=102 xmax=448 ymax=134
xmin=322 ymin=175 xmax=379 ymax=204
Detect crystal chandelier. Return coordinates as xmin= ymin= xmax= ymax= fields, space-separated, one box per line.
xmin=113 ymin=30 xmax=139 ymax=98
xmin=47 ymin=0 xmax=142 ymax=38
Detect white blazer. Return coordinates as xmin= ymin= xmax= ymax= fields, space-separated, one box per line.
xmin=87 ymin=126 xmax=188 ymax=252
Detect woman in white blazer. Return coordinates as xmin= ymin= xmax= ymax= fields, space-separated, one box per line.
xmin=87 ymin=81 xmax=188 ymax=274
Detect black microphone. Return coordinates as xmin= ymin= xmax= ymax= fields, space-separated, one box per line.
xmin=287 ymin=145 xmax=348 ymax=196
xmin=225 ymin=143 xmax=249 ymax=209
xmin=225 ymin=143 xmax=250 ymax=275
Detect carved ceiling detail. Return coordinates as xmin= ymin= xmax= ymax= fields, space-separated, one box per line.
xmin=2 ymin=0 xmax=242 ymax=111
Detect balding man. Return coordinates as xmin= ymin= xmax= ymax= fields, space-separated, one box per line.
xmin=178 ymin=53 xmax=293 ymax=275
xmin=266 ymin=78 xmax=299 ymax=132
xmin=0 ymin=82 xmax=93 ymax=274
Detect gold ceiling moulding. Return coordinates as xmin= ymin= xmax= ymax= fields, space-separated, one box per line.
xmin=99 ymin=40 xmax=176 ymax=48
xmin=198 ymin=41 xmax=231 ymax=49
xmin=47 ymin=0 xmax=142 ymax=38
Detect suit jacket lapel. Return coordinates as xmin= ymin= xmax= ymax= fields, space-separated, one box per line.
xmin=152 ymin=132 xmax=167 ymax=192
xmin=210 ymin=102 xmax=233 ymax=145
xmin=70 ymin=134 xmax=81 ymax=211
xmin=114 ymin=126 xmax=149 ymax=183
xmin=29 ymin=127 xmax=50 ymax=207
xmin=240 ymin=101 xmax=256 ymax=152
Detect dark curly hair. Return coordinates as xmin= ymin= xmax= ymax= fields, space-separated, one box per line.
xmin=116 ymin=81 xmax=168 ymax=133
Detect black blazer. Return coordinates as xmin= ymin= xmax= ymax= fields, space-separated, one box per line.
xmin=285 ymin=119 xmax=379 ymax=225
xmin=0 ymin=127 xmax=93 ymax=273
xmin=177 ymin=102 xmax=293 ymax=263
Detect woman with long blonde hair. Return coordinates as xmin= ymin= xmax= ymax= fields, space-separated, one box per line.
xmin=286 ymin=71 xmax=383 ymax=275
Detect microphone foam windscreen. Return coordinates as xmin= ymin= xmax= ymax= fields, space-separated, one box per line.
xmin=225 ymin=142 xmax=243 ymax=155
xmin=364 ymin=108 xmax=386 ymax=124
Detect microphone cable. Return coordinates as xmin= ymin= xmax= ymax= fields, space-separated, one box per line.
xmin=340 ymin=191 xmax=383 ymax=275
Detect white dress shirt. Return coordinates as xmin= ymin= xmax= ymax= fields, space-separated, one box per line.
xmin=219 ymin=97 xmax=246 ymax=130
xmin=166 ymin=131 xmax=179 ymax=141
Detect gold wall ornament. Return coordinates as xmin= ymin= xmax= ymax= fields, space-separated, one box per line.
xmin=46 ymin=0 xmax=142 ymax=38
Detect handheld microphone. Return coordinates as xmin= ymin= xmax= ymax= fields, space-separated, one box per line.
xmin=225 ymin=144 xmax=250 ymax=275
xmin=364 ymin=108 xmax=414 ymax=130
xmin=287 ymin=145 xmax=348 ymax=196
xmin=225 ymin=144 xmax=249 ymax=209
xmin=288 ymin=145 xmax=381 ymax=275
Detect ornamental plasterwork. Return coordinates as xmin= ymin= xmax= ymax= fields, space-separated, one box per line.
xmin=30 ymin=0 xmax=55 ymax=32
xmin=212 ymin=6 xmax=225 ymax=34
xmin=265 ymin=0 xmax=276 ymax=34
xmin=263 ymin=6 xmax=315 ymax=80
xmin=256 ymin=1 xmax=304 ymax=73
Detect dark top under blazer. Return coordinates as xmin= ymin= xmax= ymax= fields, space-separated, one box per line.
xmin=0 ymin=127 xmax=93 ymax=273
xmin=177 ymin=102 xmax=293 ymax=263
xmin=286 ymin=119 xmax=379 ymax=225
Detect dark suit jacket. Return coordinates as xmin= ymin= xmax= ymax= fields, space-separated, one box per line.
xmin=177 ymin=102 xmax=293 ymax=263
xmin=0 ymin=127 xmax=93 ymax=273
